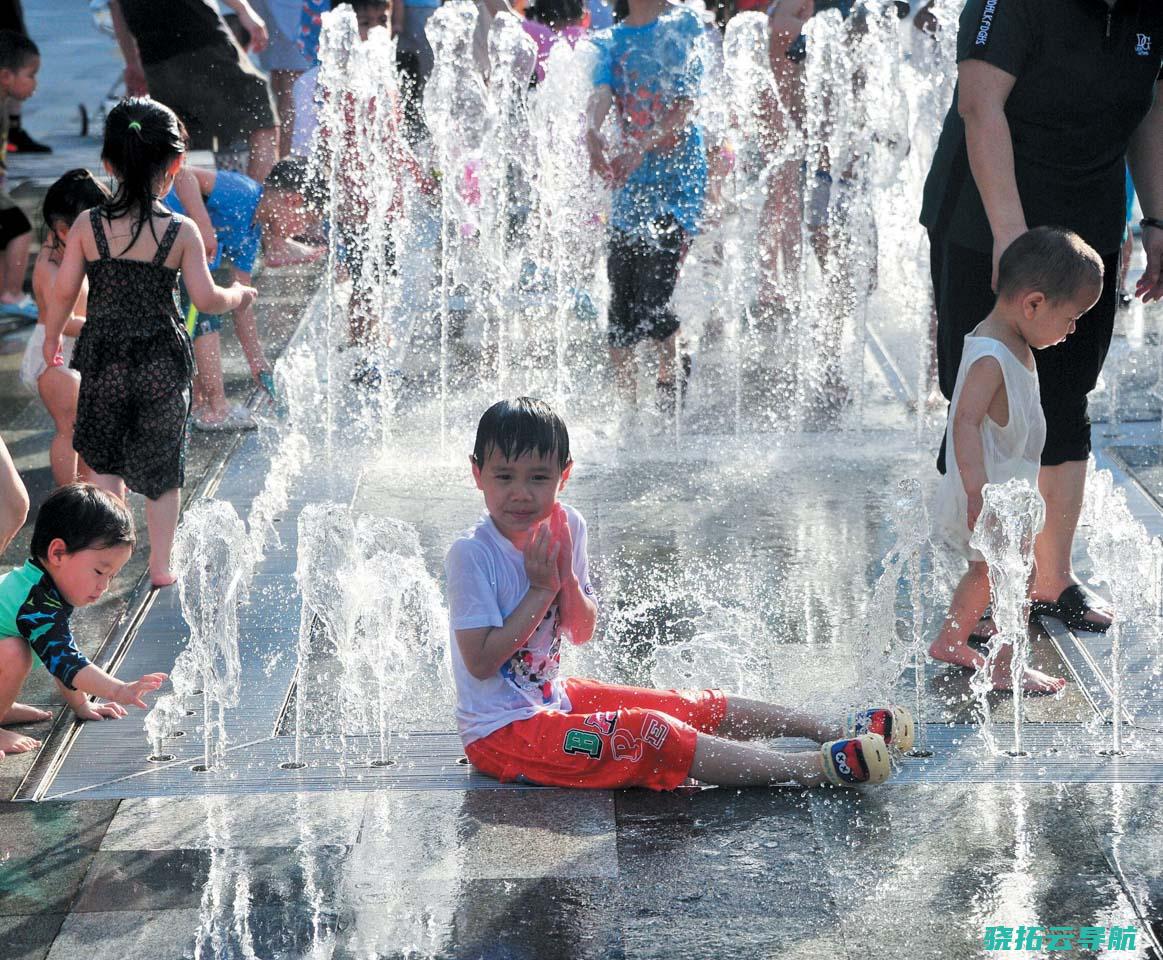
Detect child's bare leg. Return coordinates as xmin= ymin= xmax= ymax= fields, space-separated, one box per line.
xmin=690 ymin=732 xmax=827 ymax=787
xmin=192 ymin=333 xmax=230 ymax=420
xmin=0 ymin=635 xmax=41 ymax=756
xmin=38 ymin=367 xmax=82 ymax=486
xmin=146 ymin=488 xmax=180 ymax=587
xmin=246 ymin=126 xmax=278 ymax=185
xmin=0 ymin=435 xmax=29 ymax=553
xmin=929 ymin=560 xmax=992 ymax=670
xmin=930 ymin=560 xmax=1065 ymax=693
xmin=610 ymin=346 xmax=636 ymax=404
xmin=230 ymin=269 xmax=269 ymax=379
xmin=716 ymin=696 xmax=843 ymax=742
xmin=0 ymin=231 xmax=30 ymax=303
xmin=90 ymin=472 xmax=126 ymax=504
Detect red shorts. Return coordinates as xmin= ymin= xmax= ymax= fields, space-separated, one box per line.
xmin=464 ymin=678 xmax=727 ymax=791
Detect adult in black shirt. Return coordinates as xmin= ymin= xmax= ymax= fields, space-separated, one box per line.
xmin=921 ymin=0 xmax=1163 ymax=632
xmin=109 ymin=0 xmax=279 ymax=183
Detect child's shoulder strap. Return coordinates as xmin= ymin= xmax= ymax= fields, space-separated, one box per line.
xmin=151 ymin=215 xmax=183 ymax=267
xmin=89 ymin=208 xmax=110 ymax=260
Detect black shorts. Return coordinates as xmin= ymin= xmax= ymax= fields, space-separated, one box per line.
xmin=144 ymin=40 xmax=277 ymax=151
xmin=930 ymin=233 xmax=1120 ymax=471
xmin=0 ymin=195 xmax=31 ymax=249
xmin=607 ymin=217 xmax=686 ymax=349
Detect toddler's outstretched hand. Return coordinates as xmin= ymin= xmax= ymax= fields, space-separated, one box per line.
xmin=550 ymin=505 xmax=575 ymax=585
xmin=113 ymin=673 xmax=168 ymax=709
xmin=74 ymin=700 xmax=129 ymax=721
xmin=524 ymin=522 xmax=561 ymax=595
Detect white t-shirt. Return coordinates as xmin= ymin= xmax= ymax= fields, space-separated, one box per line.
xmin=445 ymin=504 xmax=594 ymax=746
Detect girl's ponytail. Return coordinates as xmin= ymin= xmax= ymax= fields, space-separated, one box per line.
xmin=100 ymin=98 xmax=187 ymax=255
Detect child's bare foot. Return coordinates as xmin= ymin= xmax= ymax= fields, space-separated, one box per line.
xmin=151 ymin=570 xmax=177 ymax=588
xmin=928 ymin=640 xmax=1067 ymax=694
xmin=0 ymin=728 xmax=41 ymax=755
xmin=1 ymin=703 xmax=52 ymax=724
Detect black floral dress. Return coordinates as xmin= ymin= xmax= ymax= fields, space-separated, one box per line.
xmin=71 ymin=208 xmax=195 ymax=500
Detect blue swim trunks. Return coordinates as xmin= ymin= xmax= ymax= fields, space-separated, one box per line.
xmin=166 ymin=170 xmax=263 ymax=274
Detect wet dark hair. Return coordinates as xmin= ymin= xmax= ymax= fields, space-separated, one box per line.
xmin=472 ymin=397 xmax=571 ymax=471
xmin=529 ymin=0 xmax=585 ymax=28
xmin=996 ymin=226 xmax=1104 ymax=303
xmin=30 ymin=483 xmax=136 ymax=564
xmin=265 ymin=156 xmax=311 ymax=194
xmin=0 ymin=29 xmax=37 ymax=72
xmin=100 ymin=97 xmax=187 ymax=256
xmin=330 ymin=0 xmax=388 ymax=11
xmin=41 ymin=169 xmax=111 ymax=251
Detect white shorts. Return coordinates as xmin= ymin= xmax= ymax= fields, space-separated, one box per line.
xmin=19 ymin=325 xmax=76 ymax=394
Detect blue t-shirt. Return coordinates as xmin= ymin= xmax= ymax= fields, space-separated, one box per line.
xmin=165 ymin=170 xmax=263 ymax=274
xmin=591 ymin=6 xmax=708 ymax=240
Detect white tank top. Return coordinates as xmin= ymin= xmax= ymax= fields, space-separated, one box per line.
xmin=933 ymin=335 xmax=1047 ymax=560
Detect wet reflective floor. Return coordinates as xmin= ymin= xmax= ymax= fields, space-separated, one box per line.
xmin=1 ymin=782 xmax=1160 ymax=959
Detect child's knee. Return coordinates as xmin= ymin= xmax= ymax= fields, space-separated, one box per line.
xmin=0 ymin=636 xmax=33 ymax=678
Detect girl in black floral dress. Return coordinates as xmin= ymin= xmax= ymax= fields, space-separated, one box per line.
xmin=40 ymin=99 xmax=256 ymax=587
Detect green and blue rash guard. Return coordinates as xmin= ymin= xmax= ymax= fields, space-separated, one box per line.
xmin=0 ymin=559 xmax=89 ymax=690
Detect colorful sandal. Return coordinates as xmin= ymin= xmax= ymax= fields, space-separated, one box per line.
xmin=846 ymin=705 xmax=915 ymax=754
xmin=821 ymin=734 xmax=891 ymax=787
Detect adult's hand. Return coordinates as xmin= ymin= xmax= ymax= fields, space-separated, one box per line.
xmin=237 ymin=7 xmax=269 ymax=53
xmin=991 ymin=221 xmax=1027 ymax=293
xmin=1136 ymin=225 xmax=1163 ymax=303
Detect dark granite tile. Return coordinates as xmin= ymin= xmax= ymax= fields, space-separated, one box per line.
xmin=809 ymin=783 xmax=1112 ymax=886
xmin=0 ymin=844 xmax=97 ymax=915
xmin=616 ymin=788 xmax=819 ymax=880
xmin=0 ymin=913 xmax=66 ymax=960
xmin=1066 ymin=784 xmax=1163 ymax=949
xmin=621 ymin=912 xmax=848 ymax=960
xmin=338 ymin=878 xmax=624 ymax=960
xmin=72 ymin=845 xmax=350 ymax=913
xmin=0 ymin=800 xmax=118 ymax=856
xmin=354 ymin=790 xmax=616 ymax=884
xmin=46 ymin=908 xmax=201 ymax=960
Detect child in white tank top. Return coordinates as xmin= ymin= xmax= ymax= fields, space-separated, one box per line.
xmin=928 ymin=227 xmax=1104 ymax=694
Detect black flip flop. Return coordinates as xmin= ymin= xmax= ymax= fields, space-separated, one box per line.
xmin=1030 ymin=585 xmax=1112 ymax=634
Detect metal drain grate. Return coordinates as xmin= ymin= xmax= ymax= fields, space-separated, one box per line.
xmin=33 ymin=732 xmax=541 ymax=800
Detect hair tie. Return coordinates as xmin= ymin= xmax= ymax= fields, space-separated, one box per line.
xmin=127 ymin=121 xmax=142 ymax=132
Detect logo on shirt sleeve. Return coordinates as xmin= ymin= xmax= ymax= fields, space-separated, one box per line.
xmin=1136 ymin=34 xmax=1152 ymax=57
xmin=975 ymin=0 xmax=998 ymax=47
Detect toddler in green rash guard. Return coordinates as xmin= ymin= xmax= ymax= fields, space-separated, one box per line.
xmin=0 ymin=484 xmax=167 ymax=760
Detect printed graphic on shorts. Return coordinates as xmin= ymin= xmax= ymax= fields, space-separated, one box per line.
xmin=584 ymin=711 xmax=619 ymax=737
xmin=611 ymin=728 xmax=644 ymax=762
xmin=642 ymin=715 xmax=671 ymax=750
xmin=563 ymin=729 xmax=603 ymax=759
xmin=499 ymin=607 xmax=561 ymax=702
xmin=1136 ymin=33 xmax=1152 ymax=57
xmin=609 ymin=715 xmax=672 ymax=762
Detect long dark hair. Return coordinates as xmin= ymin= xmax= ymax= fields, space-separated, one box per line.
xmin=100 ymin=98 xmax=186 ymax=256
xmin=41 ymin=168 xmax=111 ymax=253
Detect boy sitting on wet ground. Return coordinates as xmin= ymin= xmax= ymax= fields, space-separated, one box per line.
xmin=446 ymin=397 xmax=914 ymax=790
xmin=0 ymin=484 xmax=167 ymax=760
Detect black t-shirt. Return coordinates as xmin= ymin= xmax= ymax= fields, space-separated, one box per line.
xmin=120 ymin=0 xmax=234 ymax=65
xmin=920 ymin=0 xmax=1162 ymax=255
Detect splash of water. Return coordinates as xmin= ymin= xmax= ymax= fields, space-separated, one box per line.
xmin=1082 ymin=465 xmax=1159 ymax=754
xmin=145 ymin=500 xmax=255 ymax=770
xmin=969 ymin=478 xmax=1043 ymax=756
